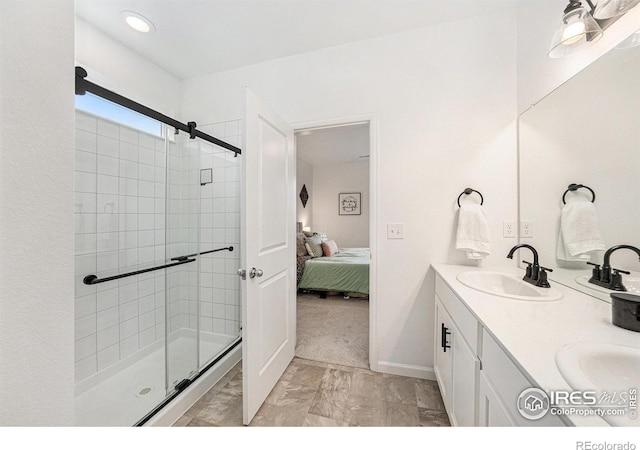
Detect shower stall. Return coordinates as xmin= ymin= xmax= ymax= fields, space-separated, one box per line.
xmin=73 ymin=69 xmax=242 ymax=426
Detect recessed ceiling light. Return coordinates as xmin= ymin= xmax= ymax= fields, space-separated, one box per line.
xmin=121 ymin=11 xmax=155 ymax=34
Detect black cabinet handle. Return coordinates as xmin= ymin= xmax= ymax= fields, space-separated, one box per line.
xmin=441 ymin=323 xmax=451 ymax=352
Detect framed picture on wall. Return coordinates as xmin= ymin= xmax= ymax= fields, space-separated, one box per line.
xmin=338 ymin=192 xmax=361 ymax=215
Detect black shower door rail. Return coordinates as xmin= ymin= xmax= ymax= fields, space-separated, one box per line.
xmin=75 ymin=66 xmax=242 ymax=156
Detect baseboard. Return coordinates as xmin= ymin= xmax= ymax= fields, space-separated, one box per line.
xmin=375 ymin=361 xmax=436 ymax=380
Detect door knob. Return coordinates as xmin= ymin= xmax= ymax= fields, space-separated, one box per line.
xmin=237 ymin=269 xmax=246 ymax=280
xmin=249 ymin=268 xmax=263 ymax=279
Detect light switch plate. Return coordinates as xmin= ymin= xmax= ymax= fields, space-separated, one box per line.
xmin=387 ymin=224 xmax=404 ymax=239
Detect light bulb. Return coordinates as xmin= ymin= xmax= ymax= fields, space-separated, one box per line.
xmin=562 ymin=21 xmax=586 ymax=45
xmin=125 ymin=16 xmax=150 ymax=33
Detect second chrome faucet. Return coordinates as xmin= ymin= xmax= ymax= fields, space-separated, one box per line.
xmin=507 ymin=244 xmax=553 ymax=288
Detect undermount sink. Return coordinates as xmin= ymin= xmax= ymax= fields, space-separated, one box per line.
xmin=576 ymin=274 xmax=640 ymax=296
xmin=556 ymin=343 xmax=640 ymax=427
xmin=456 ymin=270 xmax=563 ymax=301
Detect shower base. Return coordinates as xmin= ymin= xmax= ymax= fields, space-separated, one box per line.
xmin=74 ymin=329 xmax=239 ymax=426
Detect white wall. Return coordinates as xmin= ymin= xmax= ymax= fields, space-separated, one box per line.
xmin=517 ymin=0 xmax=640 ymax=113
xmin=182 ymin=10 xmax=519 ymax=377
xmin=312 ymin=161 xmax=369 ymax=248
xmin=296 ymin=157 xmax=313 ymax=230
xmin=0 ymin=0 xmax=75 ymax=425
xmin=75 ymin=18 xmax=182 ymax=118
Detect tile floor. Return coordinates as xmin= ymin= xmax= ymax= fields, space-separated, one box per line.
xmin=173 ymin=357 xmax=450 ymax=427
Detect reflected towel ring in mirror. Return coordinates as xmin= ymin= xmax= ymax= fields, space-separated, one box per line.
xmin=457 ymin=188 xmax=484 ymax=207
xmin=562 ymin=183 xmax=596 ymax=204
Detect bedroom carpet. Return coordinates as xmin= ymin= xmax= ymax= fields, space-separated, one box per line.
xmin=295 ymin=292 xmax=369 ymax=369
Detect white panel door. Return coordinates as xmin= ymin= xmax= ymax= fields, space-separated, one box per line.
xmin=241 ymin=87 xmax=296 ymax=425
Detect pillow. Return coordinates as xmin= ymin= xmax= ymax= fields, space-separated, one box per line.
xmin=304 ymin=242 xmax=315 ymax=257
xmin=321 ymin=240 xmax=338 ymax=257
xmin=304 ymin=234 xmax=324 ymax=257
xmin=296 ymin=232 xmax=307 ymax=257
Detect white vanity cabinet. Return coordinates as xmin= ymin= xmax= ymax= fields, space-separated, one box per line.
xmin=434 ymin=273 xmax=566 ymax=427
xmin=434 ymin=276 xmax=481 ymax=426
xmin=478 ymin=372 xmax=516 ymax=426
xmin=479 ymin=329 xmax=565 ymax=426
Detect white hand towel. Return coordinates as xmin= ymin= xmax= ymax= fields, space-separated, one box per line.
xmin=456 ymin=204 xmax=491 ymax=260
xmin=556 ymin=231 xmax=590 ymax=262
xmin=557 ymin=201 xmax=605 ymax=261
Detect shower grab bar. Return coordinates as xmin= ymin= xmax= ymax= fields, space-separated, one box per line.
xmin=83 ymin=258 xmax=196 ymax=285
xmin=75 ymin=66 xmax=241 ymax=157
xmin=170 ymin=246 xmax=234 ymax=262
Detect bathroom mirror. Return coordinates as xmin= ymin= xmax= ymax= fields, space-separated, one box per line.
xmin=518 ymin=40 xmax=640 ymax=303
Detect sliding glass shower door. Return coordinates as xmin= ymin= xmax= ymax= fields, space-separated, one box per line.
xmin=73 ymin=104 xmax=177 ymax=425
xmin=165 ymin=131 xmax=200 ymax=391
xmin=74 ymin=92 xmax=242 ymax=426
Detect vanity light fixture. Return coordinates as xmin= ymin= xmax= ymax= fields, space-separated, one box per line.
xmin=549 ymin=1 xmax=603 ymax=58
xmin=593 ymin=0 xmax=640 ymax=19
xmin=549 ymin=0 xmax=640 ymax=58
xmin=121 ymin=11 xmax=156 ymax=34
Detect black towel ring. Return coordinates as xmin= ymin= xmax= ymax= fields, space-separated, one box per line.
xmin=562 ymin=183 xmax=595 ymax=204
xmin=457 ymin=188 xmax=484 ymax=207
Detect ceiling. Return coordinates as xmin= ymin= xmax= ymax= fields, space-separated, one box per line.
xmin=75 ymin=0 xmax=516 ymax=80
xmin=296 ymin=122 xmax=369 ymax=166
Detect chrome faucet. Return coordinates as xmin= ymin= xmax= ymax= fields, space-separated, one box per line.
xmin=506 ymin=244 xmax=552 ymax=288
xmin=587 ymin=245 xmax=640 ymax=291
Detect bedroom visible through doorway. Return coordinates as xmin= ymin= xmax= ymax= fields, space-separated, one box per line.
xmin=294 ymin=121 xmax=371 ymax=369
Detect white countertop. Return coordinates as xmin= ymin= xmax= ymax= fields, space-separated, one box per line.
xmin=431 ymin=263 xmax=640 ymax=427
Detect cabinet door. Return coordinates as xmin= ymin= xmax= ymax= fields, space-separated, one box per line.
xmin=478 ymin=373 xmax=516 ymax=426
xmin=451 ymin=331 xmax=479 ymax=426
xmin=434 ymin=296 xmax=453 ymax=412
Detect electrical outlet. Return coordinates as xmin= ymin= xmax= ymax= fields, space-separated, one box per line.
xmin=503 ymin=221 xmax=516 ymax=238
xmin=521 ymin=221 xmax=534 ymax=238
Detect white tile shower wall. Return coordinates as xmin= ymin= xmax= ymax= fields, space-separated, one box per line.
xmin=74 ymin=110 xmax=168 ymax=382
xmin=197 ymin=121 xmax=241 ymax=342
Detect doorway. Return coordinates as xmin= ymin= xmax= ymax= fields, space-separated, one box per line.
xmin=293 ymin=119 xmax=376 ymax=370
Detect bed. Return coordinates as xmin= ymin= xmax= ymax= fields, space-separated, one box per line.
xmin=298 ymin=247 xmax=370 ymax=295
